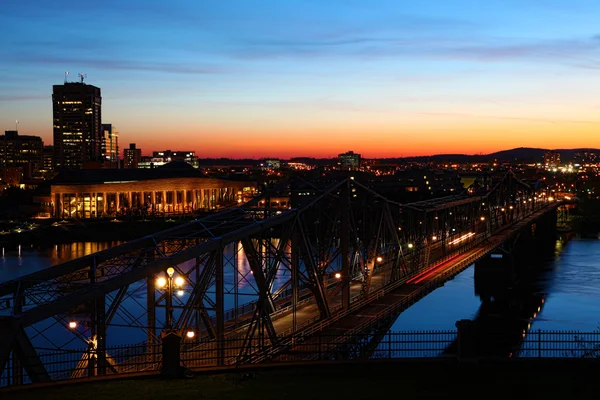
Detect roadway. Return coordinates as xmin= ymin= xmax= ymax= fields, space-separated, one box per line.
xmin=116 ymin=202 xmax=557 ymax=370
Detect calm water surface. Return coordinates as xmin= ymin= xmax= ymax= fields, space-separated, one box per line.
xmin=1 ymin=235 xmax=599 ymax=349
xmin=388 ymin=235 xmax=600 ymax=333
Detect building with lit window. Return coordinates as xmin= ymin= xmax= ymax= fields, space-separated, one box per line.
xmin=544 ymin=151 xmax=560 ymax=168
xmin=101 ymin=123 xmax=119 ymax=168
xmin=48 ymin=162 xmax=257 ymax=218
xmin=139 ymin=150 xmax=198 ymax=168
xmin=52 ymin=82 xmax=102 ymax=170
xmin=124 ymin=143 xmax=142 ymax=169
xmin=338 ymin=151 xmax=361 ymax=170
xmin=0 ymin=130 xmax=44 ymax=178
xmin=263 ymin=159 xmax=281 ymax=169
xmin=574 ymin=151 xmax=597 ymax=165
xmin=42 ymin=145 xmax=55 ymax=172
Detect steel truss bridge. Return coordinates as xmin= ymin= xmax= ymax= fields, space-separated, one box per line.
xmin=0 ymin=170 xmax=564 ymax=384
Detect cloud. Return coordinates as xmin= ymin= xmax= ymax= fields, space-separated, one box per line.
xmin=418 ymin=112 xmax=600 ymax=125
xmin=11 ymin=55 xmax=226 ymax=76
xmin=0 ymin=95 xmax=48 ymax=102
xmin=231 ymin=32 xmax=600 ymax=73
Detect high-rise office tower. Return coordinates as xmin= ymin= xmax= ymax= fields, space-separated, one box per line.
xmin=101 ymin=123 xmax=119 ymax=168
xmin=0 ymin=130 xmax=44 ymax=178
xmin=52 ymin=81 xmax=102 ymax=169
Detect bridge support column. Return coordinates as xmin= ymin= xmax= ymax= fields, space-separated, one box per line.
xmin=95 ymin=293 xmax=106 ymax=376
xmin=341 ymin=181 xmax=350 ymax=310
xmin=147 ymin=276 xmax=157 ymax=362
xmin=474 ymin=252 xmax=515 ymax=301
xmin=215 ymin=247 xmax=225 ymax=366
xmin=291 ymin=231 xmax=300 ymax=332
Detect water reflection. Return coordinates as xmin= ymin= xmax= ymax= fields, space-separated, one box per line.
xmin=3 ymin=233 xmax=600 ymax=351
xmin=0 ymin=241 xmax=124 ymax=280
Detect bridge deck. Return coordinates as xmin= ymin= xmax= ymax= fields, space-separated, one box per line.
xmin=274 ymin=204 xmax=555 ymax=361
xmin=114 ymin=202 xmax=557 ymax=371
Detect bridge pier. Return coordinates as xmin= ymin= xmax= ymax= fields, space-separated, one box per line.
xmin=475 ymin=208 xmax=557 ymax=302
xmin=454 ymin=210 xmax=559 ymax=359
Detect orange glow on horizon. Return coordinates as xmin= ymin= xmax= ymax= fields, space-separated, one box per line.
xmin=27 ymin=112 xmax=600 ymax=159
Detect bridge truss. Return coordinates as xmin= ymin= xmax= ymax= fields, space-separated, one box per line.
xmin=0 ymin=170 xmax=547 ymax=384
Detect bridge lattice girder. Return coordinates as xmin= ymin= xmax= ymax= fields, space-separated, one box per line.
xmin=0 ymin=170 xmax=546 ymax=382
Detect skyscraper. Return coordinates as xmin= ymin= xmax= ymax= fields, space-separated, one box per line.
xmin=101 ymin=123 xmax=119 ymax=168
xmin=52 ymin=81 xmax=102 ymax=169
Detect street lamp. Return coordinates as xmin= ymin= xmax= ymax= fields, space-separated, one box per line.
xmin=156 ymin=267 xmax=185 ymax=331
xmin=376 ymin=256 xmax=383 ymax=263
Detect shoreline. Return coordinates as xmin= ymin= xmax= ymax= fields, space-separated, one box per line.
xmin=0 ymin=216 xmax=200 ymax=248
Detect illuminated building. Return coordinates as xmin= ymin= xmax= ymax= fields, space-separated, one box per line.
xmin=42 ymin=145 xmax=55 ymax=172
xmin=544 ymin=151 xmax=560 ymax=168
xmin=139 ymin=150 xmax=198 ymax=168
xmin=52 ymin=81 xmax=102 ymax=170
xmin=263 ymin=159 xmax=281 ymax=169
xmin=124 ymin=143 xmax=142 ymax=169
xmin=573 ymin=151 xmax=597 ymax=165
xmin=0 ymin=130 xmax=43 ymax=178
xmin=0 ymin=167 xmax=24 ymax=187
xmin=49 ymin=162 xmax=256 ymax=218
xmin=338 ymin=151 xmax=361 ymax=170
xmin=101 ymin=123 xmax=119 ymax=168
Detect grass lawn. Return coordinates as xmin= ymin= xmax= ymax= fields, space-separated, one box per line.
xmin=4 ymin=359 xmax=600 ymax=399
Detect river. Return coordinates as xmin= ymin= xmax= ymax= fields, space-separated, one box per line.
xmin=1 ymin=233 xmax=599 ymax=350
xmin=387 ymin=233 xmax=600 ymax=333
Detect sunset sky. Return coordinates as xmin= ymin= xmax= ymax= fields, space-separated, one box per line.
xmin=1 ymin=0 xmax=599 ymax=159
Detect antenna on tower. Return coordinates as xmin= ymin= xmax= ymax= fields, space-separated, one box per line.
xmin=78 ymin=73 xmax=87 ymax=84
xmin=64 ymin=71 xmax=70 ymax=83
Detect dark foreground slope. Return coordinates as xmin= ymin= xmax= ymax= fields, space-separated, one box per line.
xmin=4 ymin=359 xmax=600 ymax=400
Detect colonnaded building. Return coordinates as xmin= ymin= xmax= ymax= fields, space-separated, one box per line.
xmin=48 ymin=162 xmax=256 ymax=219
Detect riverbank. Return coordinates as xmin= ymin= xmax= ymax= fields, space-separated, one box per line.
xmin=0 ymin=216 xmax=203 ymax=248
xmin=3 ymin=358 xmax=600 ymax=399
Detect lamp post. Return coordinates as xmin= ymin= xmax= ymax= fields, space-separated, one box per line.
xmin=155 ymin=267 xmax=187 ymax=378
xmin=156 ymin=267 xmax=186 ymax=331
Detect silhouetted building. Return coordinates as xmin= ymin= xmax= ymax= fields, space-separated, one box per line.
xmin=543 ymin=151 xmax=560 ymax=168
xmin=263 ymin=159 xmax=281 ymax=169
xmin=0 ymin=166 xmax=24 ymax=187
xmin=0 ymin=130 xmax=43 ymax=178
xmin=338 ymin=151 xmax=361 ymax=170
xmin=124 ymin=143 xmax=142 ymax=169
xmin=42 ymin=145 xmax=55 ymax=172
xmin=138 ymin=150 xmax=198 ymax=168
xmin=101 ymin=123 xmax=119 ymax=168
xmin=573 ymin=151 xmax=597 ymax=165
xmin=52 ymin=82 xmax=102 ymax=169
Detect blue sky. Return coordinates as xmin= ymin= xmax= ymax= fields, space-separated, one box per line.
xmin=1 ymin=0 xmax=599 ymax=158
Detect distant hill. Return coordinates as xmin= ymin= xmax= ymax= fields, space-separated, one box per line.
xmin=194 ymin=148 xmax=600 ymax=166
xmin=388 ymin=147 xmax=600 ymax=164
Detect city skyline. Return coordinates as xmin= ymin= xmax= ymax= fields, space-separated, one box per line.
xmin=1 ymin=0 xmax=600 ymax=158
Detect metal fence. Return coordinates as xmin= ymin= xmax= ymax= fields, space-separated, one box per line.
xmin=3 ymin=329 xmax=600 ymax=387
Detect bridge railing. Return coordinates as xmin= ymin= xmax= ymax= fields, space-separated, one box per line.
xmin=0 ymin=202 xmax=562 ymax=387
xmin=3 ymin=329 xmax=599 ymax=387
